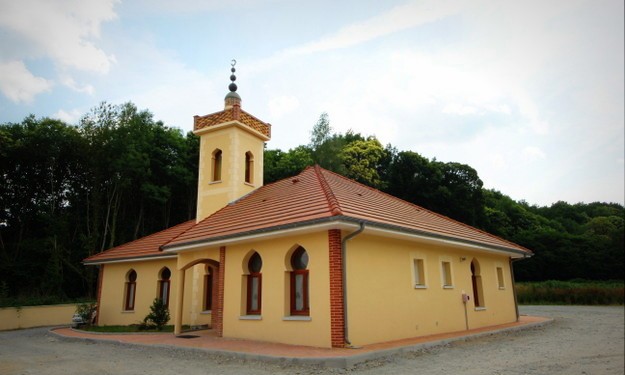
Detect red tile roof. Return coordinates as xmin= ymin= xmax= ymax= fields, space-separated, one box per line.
xmin=84 ymin=166 xmax=531 ymax=264
xmin=83 ymin=220 xmax=195 ymax=264
xmin=163 ymin=166 xmax=531 ymax=255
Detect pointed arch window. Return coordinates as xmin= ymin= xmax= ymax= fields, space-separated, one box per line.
xmin=246 ymin=252 xmax=262 ymax=315
xmin=290 ymin=247 xmax=309 ymax=316
xmin=244 ymin=151 xmax=254 ymax=184
xmin=158 ymin=267 xmax=171 ymax=308
xmin=212 ymin=149 xmax=222 ymax=182
xmin=124 ymin=270 xmax=137 ymax=311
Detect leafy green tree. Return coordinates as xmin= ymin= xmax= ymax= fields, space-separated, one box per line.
xmin=0 ymin=103 xmax=199 ymax=301
xmin=264 ymin=146 xmax=314 ymax=184
xmin=340 ymin=138 xmax=386 ymax=188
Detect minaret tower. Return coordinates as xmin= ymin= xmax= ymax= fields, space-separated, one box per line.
xmin=193 ymin=60 xmax=271 ymax=222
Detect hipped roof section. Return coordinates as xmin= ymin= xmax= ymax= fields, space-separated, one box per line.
xmin=84 ymin=166 xmax=531 ymax=265
xmin=83 ymin=220 xmax=196 ymax=265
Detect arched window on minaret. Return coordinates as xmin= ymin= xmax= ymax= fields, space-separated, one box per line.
xmin=245 ymin=151 xmax=254 ymax=184
xmin=212 ymin=149 xmax=222 ymax=182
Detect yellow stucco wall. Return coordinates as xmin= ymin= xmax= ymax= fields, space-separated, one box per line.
xmin=218 ymin=232 xmax=332 ymax=348
xmin=196 ymin=125 xmax=265 ymax=221
xmin=96 ymin=230 xmax=519 ymax=348
xmin=0 ymin=304 xmax=79 ymax=330
xmin=345 ymin=233 xmax=517 ymax=346
xmin=97 ymin=258 xmax=208 ymax=327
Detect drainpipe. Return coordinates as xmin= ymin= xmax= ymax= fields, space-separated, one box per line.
xmin=509 ymin=256 xmax=527 ymax=322
xmin=341 ymin=222 xmax=365 ymax=347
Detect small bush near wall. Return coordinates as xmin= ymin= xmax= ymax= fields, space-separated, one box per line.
xmin=516 ymin=280 xmax=624 ymax=305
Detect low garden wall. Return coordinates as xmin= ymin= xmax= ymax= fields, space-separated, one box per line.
xmin=0 ymin=304 xmax=78 ymax=331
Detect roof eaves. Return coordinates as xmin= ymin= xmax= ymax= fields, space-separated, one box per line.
xmin=83 ymin=253 xmax=178 ymax=266
xmin=161 ymin=216 xmax=354 ymax=252
xmin=161 ymin=214 xmax=532 ymax=257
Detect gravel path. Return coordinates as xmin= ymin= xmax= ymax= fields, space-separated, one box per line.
xmin=0 ymin=305 xmax=622 ymax=375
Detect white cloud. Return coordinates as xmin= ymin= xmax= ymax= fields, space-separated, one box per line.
xmin=251 ymin=0 xmax=470 ymax=72
xmin=268 ymin=96 xmax=300 ymax=119
xmin=0 ymin=60 xmax=52 ymax=103
xmin=60 ymin=76 xmax=95 ymax=95
xmin=0 ymin=0 xmax=118 ymax=74
xmin=53 ymin=108 xmax=82 ymax=124
xmin=522 ymin=146 xmax=546 ymax=161
xmin=443 ymin=103 xmax=479 ymax=116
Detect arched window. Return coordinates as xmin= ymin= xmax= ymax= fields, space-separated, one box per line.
xmin=244 ymin=151 xmax=254 ymax=184
xmin=204 ymin=266 xmax=213 ymax=311
xmin=158 ymin=267 xmax=171 ymax=308
xmin=471 ymin=259 xmax=485 ymax=308
xmin=290 ymin=246 xmax=309 ymax=316
xmin=212 ymin=149 xmax=222 ymax=182
xmin=124 ymin=270 xmax=137 ymax=311
xmin=246 ymin=252 xmax=262 ymax=315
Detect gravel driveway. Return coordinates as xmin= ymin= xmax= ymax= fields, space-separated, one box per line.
xmin=0 ymin=305 xmax=622 ymax=375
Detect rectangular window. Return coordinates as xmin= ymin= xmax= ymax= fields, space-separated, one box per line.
xmin=441 ymin=261 xmax=453 ymax=288
xmin=413 ymin=259 xmax=426 ymax=288
xmin=496 ymin=267 xmax=505 ymax=289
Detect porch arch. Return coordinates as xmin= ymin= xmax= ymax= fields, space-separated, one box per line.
xmin=174 ymin=258 xmax=221 ymax=335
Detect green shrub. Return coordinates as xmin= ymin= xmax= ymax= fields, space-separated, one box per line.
xmin=141 ymin=298 xmax=170 ymax=331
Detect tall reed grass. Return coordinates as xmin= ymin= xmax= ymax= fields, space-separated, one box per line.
xmin=516 ymin=280 xmax=624 ymax=305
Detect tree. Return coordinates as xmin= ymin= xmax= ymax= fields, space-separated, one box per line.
xmin=309 ymin=113 xmax=346 ymax=173
xmin=309 ymin=112 xmax=331 ymax=150
xmin=264 ymin=146 xmax=314 ymax=184
xmin=0 ymin=103 xmax=199 ymax=302
xmin=340 ymin=138 xmax=386 ymax=188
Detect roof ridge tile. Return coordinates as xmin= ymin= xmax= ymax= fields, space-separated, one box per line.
xmin=313 ymin=165 xmax=343 ymax=216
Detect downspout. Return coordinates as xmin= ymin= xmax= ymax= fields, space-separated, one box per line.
xmin=509 ymin=255 xmax=527 ymax=322
xmin=342 ymin=222 xmax=365 ymax=347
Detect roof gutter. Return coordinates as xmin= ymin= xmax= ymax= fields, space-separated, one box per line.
xmin=341 ymin=221 xmax=365 ymax=348
xmin=162 ymin=216 xmax=530 ymax=258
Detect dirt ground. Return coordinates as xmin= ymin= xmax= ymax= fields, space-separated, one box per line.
xmin=0 ymin=305 xmax=622 ymax=375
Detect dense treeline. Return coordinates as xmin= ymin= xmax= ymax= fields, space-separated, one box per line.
xmin=264 ymin=113 xmax=624 ymax=282
xmin=0 ymin=103 xmax=198 ymax=300
xmin=0 ymin=107 xmax=622 ymax=302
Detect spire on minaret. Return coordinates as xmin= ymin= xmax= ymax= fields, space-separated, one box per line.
xmin=224 ymin=59 xmax=241 ymax=109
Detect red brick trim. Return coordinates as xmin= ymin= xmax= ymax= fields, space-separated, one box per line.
xmin=215 ymin=246 xmax=226 ymax=337
xmin=95 ymin=265 xmax=104 ymax=324
xmin=328 ymin=229 xmax=345 ymax=348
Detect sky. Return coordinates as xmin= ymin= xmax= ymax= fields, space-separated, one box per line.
xmin=0 ymin=0 xmax=623 ymax=207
